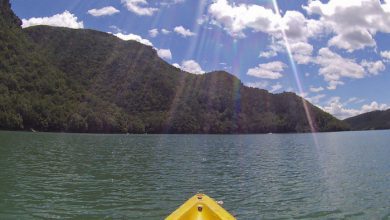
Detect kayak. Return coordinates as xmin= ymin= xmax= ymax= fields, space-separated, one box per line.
xmin=165 ymin=193 xmax=236 ymax=220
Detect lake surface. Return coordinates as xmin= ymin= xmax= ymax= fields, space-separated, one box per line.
xmin=0 ymin=131 xmax=389 ymax=219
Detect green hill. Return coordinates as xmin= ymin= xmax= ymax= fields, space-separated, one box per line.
xmin=344 ymin=109 xmax=390 ymax=131
xmin=0 ymin=0 xmax=349 ymax=133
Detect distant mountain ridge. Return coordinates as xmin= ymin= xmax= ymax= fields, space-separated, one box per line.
xmin=344 ymin=109 xmax=390 ymax=131
xmin=0 ymin=0 xmax=349 ymax=133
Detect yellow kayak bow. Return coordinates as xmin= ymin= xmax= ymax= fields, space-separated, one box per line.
xmin=166 ymin=193 xmax=236 ymax=220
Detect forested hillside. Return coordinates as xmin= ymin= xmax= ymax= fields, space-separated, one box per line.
xmin=0 ymin=0 xmax=349 ymax=133
xmin=344 ymin=110 xmax=390 ymax=131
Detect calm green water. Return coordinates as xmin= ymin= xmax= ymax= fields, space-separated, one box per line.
xmin=0 ymin=131 xmax=389 ymax=219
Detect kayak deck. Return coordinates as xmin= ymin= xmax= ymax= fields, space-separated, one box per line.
xmin=165 ymin=194 xmax=236 ymax=220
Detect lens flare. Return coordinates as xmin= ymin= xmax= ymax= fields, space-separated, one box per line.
xmin=271 ymin=0 xmax=319 ymax=143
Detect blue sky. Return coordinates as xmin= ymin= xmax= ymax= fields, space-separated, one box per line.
xmin=11 ymin=0 xmax=390 ymax=119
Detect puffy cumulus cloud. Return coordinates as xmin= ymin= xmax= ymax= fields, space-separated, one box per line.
xmin=148 ymin=28 xmax=173 ymax=37
xmin=247 ymin=61 xmax=286 ymax=79
xmin=380 ymin=50 xmax=390 ymax=61
xmin=87 ymin=6 xmax=119 ymax=17
xmin=157 ymin=49 xmax=172 ymax=60
xmin=22 ymin=11 xmax=84 ymax=29
xmin=245 ymin=81 xmax=269 ymax=89
xmin=323 ymin=97 xmax=361 ymax=119
xmin=322 ymin=97 xmax=389 ymax=119
xmin=289 ymin=42 xmax=314 ymax=64
xmin=280 ymin=11 xmax=325 ymax=42
xmin=304 ymin=0 xmax=390 ymax=51
xmin=309 ymin=86 xmax=324 ymax=93
xmin=259 ymin=39 xmax=314 ymax=64
xmin=315 ymin=48 xmax=365 ymax=90
xmin=208 ymin=0 xmax=279 ymax=38
xmin=361 ymin=101 xmax=389 ymax=112
xmin=328 ymin=29 xmax=376 ymax=52
xmin=174 ymin=26 xmax=195 ymax=37
xmin=259 ymin=50 xmax=277 ymax=59
xmin=149 ymin=28 xmax=159 ymax=37
xmin=208 ymin=0 xmax=390 ymax=56
xmin=161 ymin=28 xmax=171 ymax=34
xmin=327 ymin=81 xmax=345 ymax=90
xmin=361 ymin=60 xmax=386 ymax=75
xmin=281 ymin=11 xmax=307 ymax=41
xmin=174 ymin=60 xmax=205 ymax=74
xmin=121 ymin=0 xmax=158 ymax=16
xmin=208 ymin=0 xmax=324 ymax=41
xmin=207 ymin=0 xmax=328 ymax=66
xmin=258 ymin=38 xmax=285 ymax=58
xmin=114 ymin=33 xmax=153 ymax=46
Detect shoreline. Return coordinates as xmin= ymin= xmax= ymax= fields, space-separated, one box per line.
xmin=1 ymin=128 xmax=388 ymax=135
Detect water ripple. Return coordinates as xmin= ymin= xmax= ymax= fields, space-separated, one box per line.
xmin=0 ymin=131 xmax=390 ymax=219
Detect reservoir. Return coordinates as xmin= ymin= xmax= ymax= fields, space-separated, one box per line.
xmin=0 ymin=131 xmax=389 ymax=219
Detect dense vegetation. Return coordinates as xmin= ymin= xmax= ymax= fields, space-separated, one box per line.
xmin=344 ymin=110 xmax=390 ymax=131
xmin=0 ymin=0 xmax=350 ymax=133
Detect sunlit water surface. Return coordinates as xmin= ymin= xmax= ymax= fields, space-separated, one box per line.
xmin=0 ymin=131 xmax=389 ymax=219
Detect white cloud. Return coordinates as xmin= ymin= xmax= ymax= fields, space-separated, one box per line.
xmin=304 ymin=0 xmax=390 ymax=51
xmin=157 ymin=49 xmax=172 ymax=60
xmin=361 ymin=60 xmax=386 ymax=75
xmin=149 ymin=28 xmax=159 ymax=37
xmin=323 ymin=97 xmax=361 ymax=119
xmin=247 ymin=61 xmax=286 ymax=79
xmin=361 ymin=101 xmax=389 ymax=113
xmin=306 ymin=94 xmax=326 ymax=104
xmin=22 ymin=11 xmax=84 ymax=29
xmin=327 ymin=81 xmax=345 ymax=90
xmin=197 ymin=15 xmax=209 ymax=25
xmin=309 ymin=86 xmax=324 ymax=93
xmin=207 ymin=0 xmax=326 ymax=69
xmin=245 ymin=81 xmax=269 ymax=89
xmin=121 ymin=0 xmax=158 ymax=16
xmin=328 ymin=29 xmax=376 ymax=52
xmin=280 ymin=10 xmax=324 ymax=42
xmin=290 ymin=42 xmax=314 ymax=64
xmin=208 ymin=0 xmax=279 ymax=38
xmin=174 ymin=26 xmax=195 ymax=37
xmin=259 ymin=40 xmax=314 ymax=64
xmin=161 ymin=28 xmax=171 ymax=34
xmin=381 ymin=50 xmax=390 ymax=60
xmin=208 ymin=0 xmax=390 ymax=55
xmin=207 ymin=0 xmax=324 ymax=41
xmin=258 ymin=38 xmax=285 ymax=57
xmin=175 ymin=60 xmax=205 ymax=74
xmin=259 ymin=50 xmax=277 ymax=59
xmin=87 ymin=6 xmax=119 ymax=17
xmin=315 ymin=48 xmax=365 ymax=90
xmin=270 ymin=82 xmax=283 ymax=93
xmin=114 ymin=33 xmax=153 ymax=46
xmin=322 ymin=97 xmax=389 ymax=119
